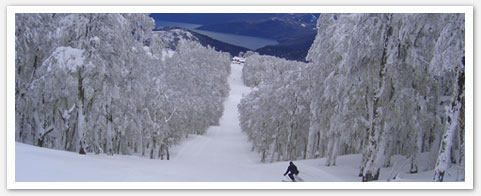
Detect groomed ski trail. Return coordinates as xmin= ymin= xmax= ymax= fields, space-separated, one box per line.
xmin=169 ymin=62 xmax=260 ymax=181
xmin=166 ymin=62 xmax=341 ymax=182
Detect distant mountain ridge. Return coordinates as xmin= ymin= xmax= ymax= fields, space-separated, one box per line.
xmin=150 ymin=13 xmax=315 ymax=26
xmin=256 ymin=32 xmax=317 ymax=62
xmin=153 ymin=27 xmax=249 ymax=57
xmin=150 ymin=13 xmax=319 ymax=61
xmin=195 ymin=14 xmax=317 ymax=41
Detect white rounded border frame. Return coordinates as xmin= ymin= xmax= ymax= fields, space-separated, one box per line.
xmin=6 ymin=5 xmax=474 ymax=190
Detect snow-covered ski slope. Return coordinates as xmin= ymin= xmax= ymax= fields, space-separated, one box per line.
xmin=15 ymin=62 xmax=458 ymax=182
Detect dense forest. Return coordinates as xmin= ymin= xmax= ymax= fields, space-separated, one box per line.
xmin=239 ymin=13 xmax=465 ymax=182
xmin=15 ymin=13 xmax=231 ymax=160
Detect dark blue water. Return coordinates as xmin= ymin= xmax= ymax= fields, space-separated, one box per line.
xmin=155 ymin=20 xmax=278 ymax=50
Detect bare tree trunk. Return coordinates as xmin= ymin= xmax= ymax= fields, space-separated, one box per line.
xmin=166 ymin=145 xmax=170 ymax=160
xmin=433 ymin=67 xmax=464 ymax=182
xmin=433 ymin=109 xmax=459 ymax=181
xmin=331 ymin=134 xmax=340 ymax=166
xmin=269 ymin=133 xmax=278 ymax=163
xmin=284 ymin=123 xmax=293 ymax=161
xmin=307 ymin=101 xmax=320 ymax=159
xmin=457 ymin=102 xmax=465 ymax=181
xmin=150 ymin=139 xmax=156 ymax=159
xmin=159 ymin=143 xmax=164 ymax=160
xmin=361 ymin=16 xmax=393 ymax=181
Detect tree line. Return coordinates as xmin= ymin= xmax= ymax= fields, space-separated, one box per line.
xmin=15 ymin=13 xmax=231 ymax=160
xmin=238 ymin=13 xmax=465 ymax=182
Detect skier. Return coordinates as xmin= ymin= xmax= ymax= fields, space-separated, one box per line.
xmin=283 ymin=161 xmax=299 ymax=182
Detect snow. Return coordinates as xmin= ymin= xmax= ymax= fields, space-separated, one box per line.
xmin=15 ymin=62 xmax=459 ymax=182
xmin=232 ymin=57 xmax=246 ymax=65
xmin=44 ymin=46 xmax=85 ymax=72
xmin=142 ymin=46 xmax=152 ymax=57
xmin=161 ymin=49 xmax=175 ymax=61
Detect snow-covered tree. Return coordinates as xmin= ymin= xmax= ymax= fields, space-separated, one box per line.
xmin=239 ymin=13 xmax=465 ymax=182
xmin=15 ymin=13 xmax=231 ymax=160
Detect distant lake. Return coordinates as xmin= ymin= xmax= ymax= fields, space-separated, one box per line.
xmin=155 ymin=20 xmax=278 ymax=50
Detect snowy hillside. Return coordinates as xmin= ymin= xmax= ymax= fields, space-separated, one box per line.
xmin=15 ymin=141 xmax=460 ymax=182
xmin=16 ymin=63 xmax=459 ymax=182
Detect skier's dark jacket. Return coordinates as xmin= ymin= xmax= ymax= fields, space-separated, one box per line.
xmin=284 ymin=162 xmax=299 ymax=176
